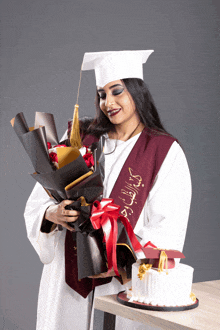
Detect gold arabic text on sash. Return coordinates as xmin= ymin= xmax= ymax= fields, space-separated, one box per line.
xmin=118 ymin=167 xmax=144 ymax=222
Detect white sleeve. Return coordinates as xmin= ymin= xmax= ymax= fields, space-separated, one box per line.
xmin=24 ymin=183 xmax=62 ymax=265
xmin=134 ymin=142 xmax=192 ymax=256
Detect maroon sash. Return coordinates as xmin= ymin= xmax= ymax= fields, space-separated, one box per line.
xmin=65 ymin=128 xmax=176 ymax=297
xmin=110 ymin=128 xmax=176 ymax=229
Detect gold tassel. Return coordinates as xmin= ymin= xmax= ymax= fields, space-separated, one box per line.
xmin=70 ymin=104 xmax=82 ymax=149
xmin=158 ymin=251 xmax=168 ymax=274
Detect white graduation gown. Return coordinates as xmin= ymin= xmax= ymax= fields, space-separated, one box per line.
xmin=24 ymin=133 xmax=191 ymax=330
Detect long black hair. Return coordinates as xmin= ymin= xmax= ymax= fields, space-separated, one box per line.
xmin=80 ymin=78 xmax=170 ymax=138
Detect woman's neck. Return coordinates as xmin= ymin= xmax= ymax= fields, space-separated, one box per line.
xmin=108 ymin=121 xmax=145 ymax=141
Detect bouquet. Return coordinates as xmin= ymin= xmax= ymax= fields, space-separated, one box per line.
xmin=11 ymin=108 xmax=142 ymax=281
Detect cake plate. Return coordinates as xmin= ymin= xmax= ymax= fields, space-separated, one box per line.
xmin=117 ymin=291 xmax=199 ymax=312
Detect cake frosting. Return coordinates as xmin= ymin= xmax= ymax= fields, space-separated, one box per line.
xmin=126 ymin=247 xmax=196 ymax=307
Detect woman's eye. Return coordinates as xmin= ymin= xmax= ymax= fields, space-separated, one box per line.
xmin=112 ymin=88 xmax=124 ymax=96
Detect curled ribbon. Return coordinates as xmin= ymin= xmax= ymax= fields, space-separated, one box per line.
xmin=90 ymin=198 xmax=142 ymax=277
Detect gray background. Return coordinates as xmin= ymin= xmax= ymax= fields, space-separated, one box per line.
xmin=1 ymin=0 xmax=220 ymax=329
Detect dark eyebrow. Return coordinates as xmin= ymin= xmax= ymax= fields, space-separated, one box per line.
xmin=109 ymin=83 xmax=123 ymax=90
xmin=97 ymin=83 xmax=123 ymax=92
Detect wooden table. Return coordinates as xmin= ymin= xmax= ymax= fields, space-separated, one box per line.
xmin=93 ymin=280 xmax=220 ymax=330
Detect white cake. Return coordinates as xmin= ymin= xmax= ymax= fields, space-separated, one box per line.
xmin=127 ymin=260 xmax=195 ymax=307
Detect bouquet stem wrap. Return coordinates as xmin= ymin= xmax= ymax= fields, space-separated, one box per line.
xmin=90 ymin=198 xmax=142 ymax=277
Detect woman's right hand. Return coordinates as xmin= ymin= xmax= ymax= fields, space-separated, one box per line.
xmin=44 ymin=200 xmax=80 ymax=231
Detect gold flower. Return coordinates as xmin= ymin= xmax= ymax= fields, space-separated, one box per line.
xmin=138 ymin=264 xmax=152 ymax=280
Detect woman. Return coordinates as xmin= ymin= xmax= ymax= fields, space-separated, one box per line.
xmin=24 ymin=51 xmax=191 ymax=329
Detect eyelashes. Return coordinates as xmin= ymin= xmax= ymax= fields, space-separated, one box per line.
xmin=113 ymin=88 xmax=124 ymax=96
xmin=99 ymin=88 xmax=124 ymax=100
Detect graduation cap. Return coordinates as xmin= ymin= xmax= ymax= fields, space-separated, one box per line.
xmin=82 ymin=50 xmax=154 ymax=87
xmin=141 ymin=245 xmax=185 ymax=271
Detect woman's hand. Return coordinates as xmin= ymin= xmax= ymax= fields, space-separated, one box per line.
xmin=44 ymin=200 xmax=80 ymax=231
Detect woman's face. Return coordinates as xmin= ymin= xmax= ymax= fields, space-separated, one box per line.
xmin=97 ymin=79 xmax=139 ymax=126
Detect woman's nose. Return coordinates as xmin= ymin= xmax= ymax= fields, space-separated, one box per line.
xmin=105 ymin=94 xmax=115 ymax=108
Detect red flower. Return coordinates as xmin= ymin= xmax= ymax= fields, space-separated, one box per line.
xmin=47 ymin=142 xmax=66 ymax=150
xmin=83 ymin=152 xmax=94 ymax=168
xmin=49 ymin=152 xmax=58 ymax=163
xmin=54 ymin=144 xmax=66 ymax=148
xmin=47 ymin=144 xmax=66 ymax=167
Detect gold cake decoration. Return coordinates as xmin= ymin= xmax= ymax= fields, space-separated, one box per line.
xmin=138 ymin=263 xmax=152 ymax=280
xmin=190 ymin=292 xmax=197 ymax=302
xmin=158 ymin=251 xmax=168 ymax=274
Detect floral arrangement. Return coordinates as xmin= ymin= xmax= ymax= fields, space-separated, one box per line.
xmin=10 ymin=108 xmax=141 ymax=282
xmin=10 ymin=109 xmax=106 ymax=279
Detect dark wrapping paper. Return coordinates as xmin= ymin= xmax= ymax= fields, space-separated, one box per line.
xmin=65 ymin=230 xmax=112 ymax=298
xmin=12 ymin=112 xmax=29 ymax=140
xmin=116 ymin=221 xmax=141 ymax=279
xmin=34 ymin=112 xmax=59 ymax=145
xmin=31 ymin=154 xmax=90 ymax=201
xmin=12 ymin=113 xmax=53 ymax=173
xmin=21 ymin=126 xmax=53 ymax=174
xmin=65 ymin=168 xmax=103 ymax=203
xmin=65 ymin=200 xmax=108 ymax=280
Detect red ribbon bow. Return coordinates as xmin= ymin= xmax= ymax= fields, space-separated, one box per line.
xmin=90 ymin=198 xmax=142 ymax=277
xmin=144 ymin=241 xmax=157 ymax=248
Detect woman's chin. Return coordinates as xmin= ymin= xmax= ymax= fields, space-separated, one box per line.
xmin=108 ymin=116 xmax=123 ymax=125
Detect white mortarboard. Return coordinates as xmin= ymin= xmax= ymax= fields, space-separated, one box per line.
xmin=82 ymin=50 xmax=154 ymax=87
